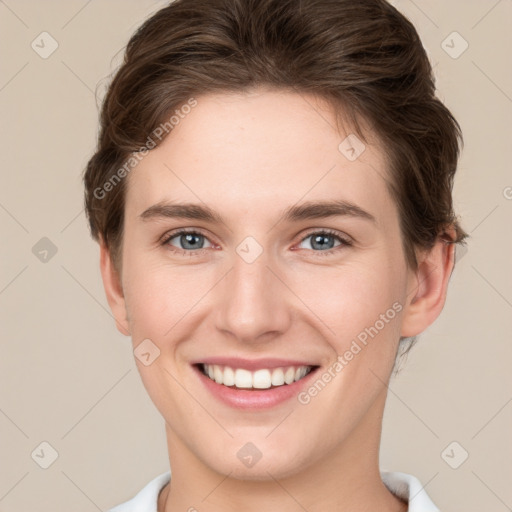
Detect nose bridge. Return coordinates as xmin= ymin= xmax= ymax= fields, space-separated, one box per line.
xmin=214 ymin=246 xmax=291 ymax=342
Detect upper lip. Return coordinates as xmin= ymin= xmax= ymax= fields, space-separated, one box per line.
xmin=192 ymin=357 xmax=319 ymax=371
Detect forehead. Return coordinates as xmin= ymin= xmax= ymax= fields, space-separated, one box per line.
xmin=125 ymin=89 xmax=394 ymax=221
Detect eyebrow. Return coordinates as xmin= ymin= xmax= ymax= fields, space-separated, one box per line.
xmin=139 ymin=199 xmax=376 ymax=225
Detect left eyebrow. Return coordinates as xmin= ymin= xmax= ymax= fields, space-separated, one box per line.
xmin=278 ymin=199 xmax=376 ymax=224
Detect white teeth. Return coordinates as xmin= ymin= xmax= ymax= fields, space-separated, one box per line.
xmin=234 ymin=369 xmax=253 ymax=388
xmin=202 ymin=364 xmax=312 ymax=389
xmin=253 ymin=369 xmax=272 ymax=389
xmin=284 ymin=367 xmax=295 ymax=384
xmin=223 ymin=366 xmax=235 ymax=386
xmin=214 ymin=365 xmax=223 ymax=384
xmin=271 ymin=368 xmax=285 ymax=386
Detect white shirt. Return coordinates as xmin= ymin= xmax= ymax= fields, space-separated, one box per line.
xmin=108 ymin=470 xmax=440 ymax=511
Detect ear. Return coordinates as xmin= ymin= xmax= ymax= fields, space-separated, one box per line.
xmin=99 ymin=240 xmax=130 ymax=336
xmin=400 ymin=231 xmax=456 ymax=338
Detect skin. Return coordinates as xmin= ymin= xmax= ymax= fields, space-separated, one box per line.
xmin=99 ymin=88 xmax=455 ymax=512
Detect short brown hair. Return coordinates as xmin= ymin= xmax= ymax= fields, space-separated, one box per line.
xmin=84 ymin=0 xmax=468 ymax=271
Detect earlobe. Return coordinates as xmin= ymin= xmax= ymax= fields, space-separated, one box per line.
xmin=99 ymin=241 xmax=131 ymax=336
xmin=400 ymin=233 xmax=456 ymax=338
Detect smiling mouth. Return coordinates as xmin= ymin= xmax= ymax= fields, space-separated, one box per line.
xmin=197 ymin=363 xmax=318 ymax=390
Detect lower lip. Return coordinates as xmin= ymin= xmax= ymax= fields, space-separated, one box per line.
xmin=194 ymin=365 xmax=319 ymax=409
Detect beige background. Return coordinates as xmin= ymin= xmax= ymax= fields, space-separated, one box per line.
xmin=1 ymin=0 xmax=511 ymax=510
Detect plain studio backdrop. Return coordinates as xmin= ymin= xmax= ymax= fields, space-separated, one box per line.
xmin=0 ymin=1 xmax=511 ymax=511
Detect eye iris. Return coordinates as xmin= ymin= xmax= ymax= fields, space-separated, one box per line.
xmin=181 ymin=233 xmax=203 ymax=250
xmin=311 ymin=234 xmax=335 ymax=250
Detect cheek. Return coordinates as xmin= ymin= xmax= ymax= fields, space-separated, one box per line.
xmin=122 ymin=256 xmax=215 ymax=343
xmin=290 ymin=257 xmax=405 ymax=344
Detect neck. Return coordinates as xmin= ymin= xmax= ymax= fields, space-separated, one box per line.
xmin=159 ymin=388 xmax=406 ymax=512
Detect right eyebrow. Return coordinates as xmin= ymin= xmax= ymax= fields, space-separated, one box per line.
xmin=139 ymin=202 xmax=225 ymax=224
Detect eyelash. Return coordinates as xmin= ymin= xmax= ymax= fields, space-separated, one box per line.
xmin=160 ymin=228 xmax=353 ymax=257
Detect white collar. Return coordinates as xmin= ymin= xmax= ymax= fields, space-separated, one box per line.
xmin=382 ymin=471 xmax=440 ymax=511
xmin=108 ymin=470 xmax=440 ymax=512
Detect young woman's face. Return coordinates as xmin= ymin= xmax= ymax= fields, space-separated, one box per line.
xmin=114 ymin=89 xmax=418 ymax=479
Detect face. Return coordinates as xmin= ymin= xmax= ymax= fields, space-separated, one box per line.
xmin=104 ymin=88 xmax=430 ymax=480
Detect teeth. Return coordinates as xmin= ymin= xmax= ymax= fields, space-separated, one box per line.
xmin=284 ymin=367 xmax=295 ymax=384
xmin=253 ymin=369 xmax=271 ymax=389
xmin=271 ymin=368 xmax=285 ymax=386
xmin=234 ymin=369 xmax=253 ymax=388
xmin=214 ymin=365 xmax=223 ymax=384
xmin=202 ymin=364 xmax=312 ymax=389
xmin=223 ymin=366 xmax=235 ymax=386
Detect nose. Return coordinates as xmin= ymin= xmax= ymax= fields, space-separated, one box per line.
xmin=213 ymin=249 xmax=293 ymax=344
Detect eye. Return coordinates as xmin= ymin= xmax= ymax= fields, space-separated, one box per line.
xmin=296 ymin=229 xmax=352 ymax=255
xmin=162 ymin=229 xmax=214 ymax=252
xmin=160 ymin=228 xmax=352 ymax=256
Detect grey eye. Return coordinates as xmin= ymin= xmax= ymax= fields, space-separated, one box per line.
xmin=299 ymin=233 xmax=342 ymax=251
xmin=167 ymin=231 xmax=213 ymax=250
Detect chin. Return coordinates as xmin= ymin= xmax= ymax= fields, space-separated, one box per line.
xmin=202 ymin=443 xmax=314 ymax=482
